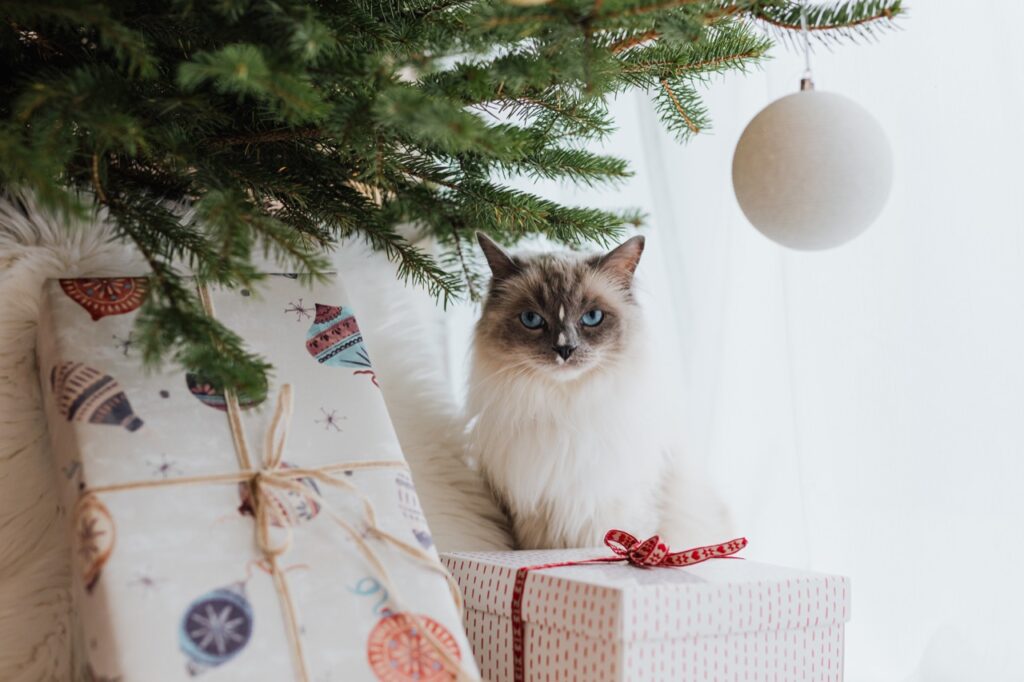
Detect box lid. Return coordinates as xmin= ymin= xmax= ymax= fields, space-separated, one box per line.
xmin=442 ymin=549 xmax=850 ymax=642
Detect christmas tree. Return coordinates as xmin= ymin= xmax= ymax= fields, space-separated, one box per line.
xmin=1 ymin=0 xmax=901 ymax=396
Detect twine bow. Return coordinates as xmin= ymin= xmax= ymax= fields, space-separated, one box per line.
xmin=239 ymin=384 xmax=471 ymax=681
xmin=603 ymin=529 xmax=748 ymax=568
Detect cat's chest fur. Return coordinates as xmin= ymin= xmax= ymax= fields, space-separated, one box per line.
xmin=467 ymin=354 xmax=666 ymax=549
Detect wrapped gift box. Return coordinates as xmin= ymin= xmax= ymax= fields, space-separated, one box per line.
xmin=38 ymin=274 xmax=478 ymax=682
xmin=442 ymin=548 xmax=849 ymax=682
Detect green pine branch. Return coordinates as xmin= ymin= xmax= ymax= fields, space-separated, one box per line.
xmin=752 ymin=1 xmax=904 ymax=44
xmin=6 ymin=1 xmax=158 ymax=77
xmin=0 ymin=0 xmax=906 ymax=396
xmin=454 ymin=181 xmax=643 ymax=245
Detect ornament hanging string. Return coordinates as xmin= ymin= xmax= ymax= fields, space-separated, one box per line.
xmin=800 ymin=1 xmax=814 ymax=90
xmin=72 ymin=284 xmax=476 ymax=682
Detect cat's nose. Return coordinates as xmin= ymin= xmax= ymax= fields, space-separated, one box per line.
xmin=553 ymin=344 xmax=576 ymax=360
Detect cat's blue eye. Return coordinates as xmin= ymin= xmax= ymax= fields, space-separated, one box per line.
xmin=520 ymin=311 xmax=545 ymax=329
xmin=580 ymin=309 xmax=604 ymax=327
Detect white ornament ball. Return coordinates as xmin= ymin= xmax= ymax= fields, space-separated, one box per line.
xmin=732 ymin=90 xmax=892 ymax=251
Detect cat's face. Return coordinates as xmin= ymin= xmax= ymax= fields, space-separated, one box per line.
xmin=474 ymin=234 xmax=645 ymax=382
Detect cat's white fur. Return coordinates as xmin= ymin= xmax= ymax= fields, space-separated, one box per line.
xmin=467 ymin=239 xmax=734 ymax=549
xmin=467 ymin=319 xmax=668 ymax=548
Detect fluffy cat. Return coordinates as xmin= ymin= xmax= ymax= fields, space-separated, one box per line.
xmin=466 ymin=232 xmax=732 ymax=549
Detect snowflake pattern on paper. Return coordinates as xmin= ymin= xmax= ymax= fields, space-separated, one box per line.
xmin=284 ymin=298 xmax=313 ymax=321
xmin=148 ymin=454 xmax=181 ymax=479
xmin=129 ymin=570 xmax=166 ymax=593
xmin=190 ymin=604 xmax=248 ymax=654
xmin=315 ymin=407 xmax=345 ymax=432
xmin=112 ymin=332 xmax=134 ymax=356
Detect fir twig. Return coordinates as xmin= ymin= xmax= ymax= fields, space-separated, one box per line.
xmin=610 ymin=30 xmax=659 ymax=54
xmin=451 ymin=225 xmax=479 ymax=301
xmin=752 ymin=0 xmax=902 ymax=33
xmin=659 ymin=79 xmax=699 ymax=135
xmin=214 ymin=128 xmax=323 ymax=148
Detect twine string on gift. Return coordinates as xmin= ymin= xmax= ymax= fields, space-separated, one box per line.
xmin=72 ymin=285 xmax=476 ymax=682
xmin=201 ymin=284 xmax=471 ymax=682
xmin=240 ymin=384 xmax=470 ymax=681
xmin=507 ymin=530 xmax=748 ymax=682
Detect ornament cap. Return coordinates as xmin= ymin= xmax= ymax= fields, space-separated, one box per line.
xmin=313 ymin=303 xmax=341 ymax=324
xmin=800 ymin=76 xmax=815 ymax=91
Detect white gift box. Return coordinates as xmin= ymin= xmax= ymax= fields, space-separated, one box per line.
xmin=38 ymin=274 xmax=478 ymax=682
xmin=442 ymin=548 xmax=849 ymax=682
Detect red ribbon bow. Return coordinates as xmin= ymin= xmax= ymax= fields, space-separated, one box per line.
xmin=603 ymin=529 xmax=748 ymax=568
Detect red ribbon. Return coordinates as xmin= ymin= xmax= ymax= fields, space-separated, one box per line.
xmin=510 ymin=530 xmax=747 ymax=682
xmin=603 ymin=529 xmax=748 ymax=568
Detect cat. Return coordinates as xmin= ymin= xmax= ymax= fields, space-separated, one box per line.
xmin=466 ymin=232 xmax=733 ymax=549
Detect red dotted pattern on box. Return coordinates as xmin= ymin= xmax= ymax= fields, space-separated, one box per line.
xmin=459 ymin=610 xmax=844 ymax=682
xmin=443 ymin=552 xmax=849 ymax=682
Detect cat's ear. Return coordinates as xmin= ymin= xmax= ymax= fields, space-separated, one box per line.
xmin=594 ymin=235 xmax=645 ymax=286
xmin=477 ymin=232 xmax=520 ymax=281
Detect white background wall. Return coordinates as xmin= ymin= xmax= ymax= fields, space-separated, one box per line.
xmin=447 ymin=3 xmax=1024 ymax=679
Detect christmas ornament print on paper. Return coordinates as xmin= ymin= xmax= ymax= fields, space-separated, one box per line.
xmin=60 ymin=277 xmax=149 ymax=321
xmin=51 ymin=361 xmax=143 ymax=431
xmin=179 ymin=581 xmax=254 ymax=676
xmin=396 ymin=472 xmax=434 ymax=550
xmin=350 ymin=577 xmax=461 ymax=681
xmin=76 ymin=495 xmax=115 ymax=593
xmin=366 ymin=613 xmax=460 ymax=682
xmin=185 ymin=373 xmax=266 ymax=411
xmin=305 ymin=304 xmax=379 ymax=385
xmin=350 ymin=576 xmax=392 ymax=618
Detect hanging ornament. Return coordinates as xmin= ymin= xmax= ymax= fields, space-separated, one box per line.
xmin=60 ymin=278 xmax=149 ymax=321
xmin=732 ymin=5 xmax=892 ymax=251
xmin=305 ymin=304 xmax=373 ymax=369
xmin=75 ymin=495 xmax=116 ymax=593
xmin=237 ymin=462 xmax=321 ymax=526
xmin=51 ymin=362 xmax=144 ymax=431
xmin=179 ymin=581 xmax=254 ymax=676
xmin=185 ymin=373 xmax=266 ymax=411
xmin=366 ymin=613 xmax=461 ymax=682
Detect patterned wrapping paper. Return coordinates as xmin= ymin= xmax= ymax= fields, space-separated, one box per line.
xmin=38 ymin=275 xmax=478 ymax=682
xmin=442 ymin=549 xmax=850 ymax=682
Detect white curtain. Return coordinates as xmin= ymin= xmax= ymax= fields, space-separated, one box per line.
xmin=445 ymin=3 xmax=1024 ymax=679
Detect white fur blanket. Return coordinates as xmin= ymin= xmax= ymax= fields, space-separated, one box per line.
xmin=0 ymin=195 xmax=510 ymax=680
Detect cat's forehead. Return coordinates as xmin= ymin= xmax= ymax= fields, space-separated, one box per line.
xmin=508 ymin=255 xmax=605 ymax=309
